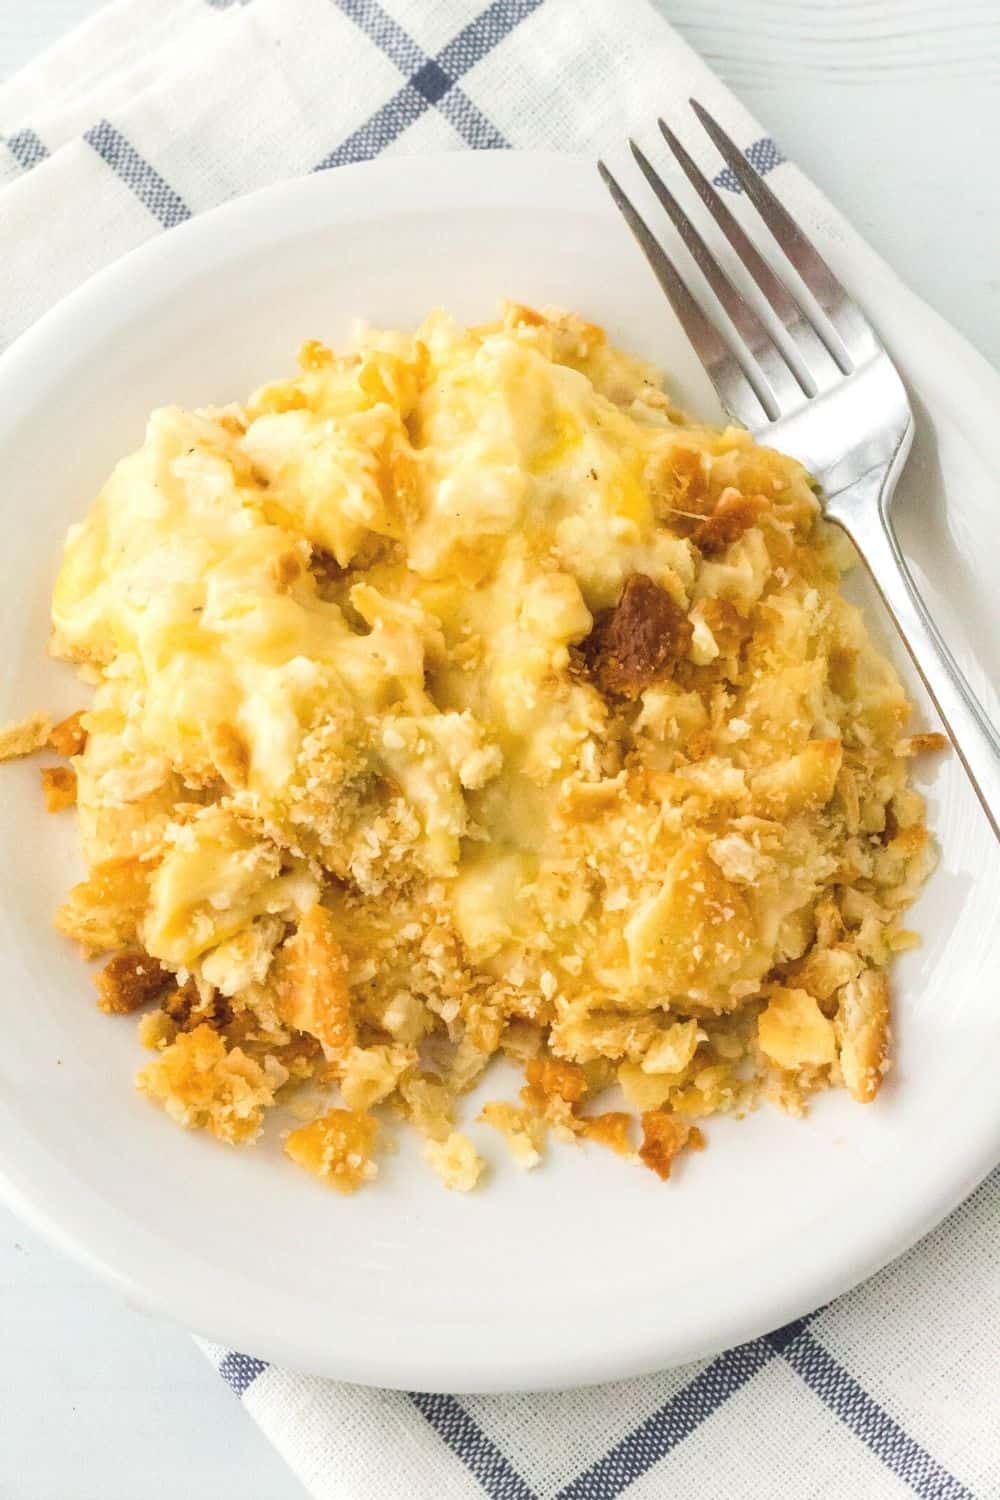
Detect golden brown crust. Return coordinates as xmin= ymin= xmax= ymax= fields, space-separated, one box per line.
xmin=578 ymin=574 xmax=693 ymax=697
xmin=39 ymin=306 xmax=937 ymax=1191
xmin=0 ymin=712 xmax=51 ymax=761
xmin=94 ymin=950 xmax=172 ymax=1015
xmin=836 ymin=970 xmax=890 ymax=1103
xmin=638 ymin=1111 xmax=703 ymax=1180
xmin=284 ymin=1108 xmax=378 ymax=1192
xmin=137 ymin=1024 xmax=284 ymax=1144
xmin=55 ymin=858 xmax=150 ymax=955
xmin=692 ymin=488 xmax=769 ymax=555
xmin=48 ymin=711 xmax=88 ymax=758
xmin=40 ymin=764 xmax=77 ymax=811
xmin=523 ymin=1056 xmax=587 ymax=1105
xmin=894 ymin=732 xmax=948 ymax=757
xmin=581 ymin=1111 xmax=635 ymax=1156
xmin=751 ymin=738 xmax=843 ymax=818
xmin=645 ymin=444 xmax=711 ymax=529
xmin=273 ymin=906 xmax=355 ymax=1063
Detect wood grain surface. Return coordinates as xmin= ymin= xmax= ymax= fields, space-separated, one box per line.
xmin=668 ymin=0 xmax=1000 ymax=81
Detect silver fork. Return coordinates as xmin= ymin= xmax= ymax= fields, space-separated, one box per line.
xmin=599 ymin=102 xmax=999 ymax=842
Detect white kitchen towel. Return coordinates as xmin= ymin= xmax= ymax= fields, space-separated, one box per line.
xmin=2 ymin=2 xmax=998 ymax=1497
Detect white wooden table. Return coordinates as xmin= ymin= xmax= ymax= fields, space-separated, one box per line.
xmin=2 ymin=3 xmax=998 ymax=1497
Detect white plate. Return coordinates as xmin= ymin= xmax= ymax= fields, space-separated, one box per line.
xmin=0 ymin=153 xmax=997 ymax=1394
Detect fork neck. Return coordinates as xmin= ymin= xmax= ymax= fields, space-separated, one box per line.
xmin=826 ymin=464 xmax=1000 ymax=842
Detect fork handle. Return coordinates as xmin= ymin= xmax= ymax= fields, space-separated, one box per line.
xmin=828 ymin=469 xmax=1000 ymax=842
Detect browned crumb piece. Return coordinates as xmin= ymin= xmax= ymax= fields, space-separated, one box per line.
xmin=0 ymin=711 xmax=51 ymax=761
xmin=284 ymin=1108 xmax=378 ymax=1193
xmin=691 ymin=488 xmax=768 ymax=555
xmin=697 ymin=596 xmax=751 ymax=658
xmin=55 ymin=857 xmax=150 ymax=955
xmin=162 ymin=978 xmax=226 ymax=1032
xmin=48 ymin=711 xmax=88 ymax=757
xmin=894 ymin=732 xmax=949 ymax=757
xmin=581 ymin=1111 xmax=635 ymax=1157
xmin=273 ymin=905 xmax=354 ymax=1061
xmin=94 ymin=950 xmax=171 ymax=1015
xmin=578 ymin=574 xmax=693 ymax=697
xmin=638 ymin=1110 xmax=703 ymax=1180
xmin=40 ymin=765 xmax=77 ymax=811
xmin=835 ymin=970 xmax=890 ymax=1103
xmin=645 ymin=445 xmax=711 ymax=528
xmin=886 ymin=825 xmax=928 ymax=859
xmin=137 ymin=1024 xmax=285 ymax=1144
xmin=523 ymin=1055 xmax=587 ymax=1105
xmin=480 ymin=1100 xmax=546 ymax=1169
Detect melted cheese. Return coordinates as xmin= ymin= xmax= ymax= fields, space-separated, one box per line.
xmin=52 ymin=305 xmax=913 ymax=1034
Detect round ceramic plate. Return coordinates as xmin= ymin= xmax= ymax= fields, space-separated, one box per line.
xmin=0 ymin=153 xmax=997 ymax=1394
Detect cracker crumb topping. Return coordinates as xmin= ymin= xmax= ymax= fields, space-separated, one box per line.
xmin=21 ymin=303 xmax=939 ymax=1191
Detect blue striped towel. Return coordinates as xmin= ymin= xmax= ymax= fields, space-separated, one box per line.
xmin=2 ymin=1 xmax=998 ymax=1495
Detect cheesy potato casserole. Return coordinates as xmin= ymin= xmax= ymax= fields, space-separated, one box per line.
xmin=13 ymin=304 xmax=942 ymax=1191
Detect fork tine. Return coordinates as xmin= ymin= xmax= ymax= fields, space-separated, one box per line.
xmin=657 ymin=118 xmax=842 ymax=391
xmin=689 ymin=100 xmax=880 ymax=371
xmin=628 ymin=139 xmax=808 ymax=416
xmin=597 ymin=160 xmax=769 ymax=429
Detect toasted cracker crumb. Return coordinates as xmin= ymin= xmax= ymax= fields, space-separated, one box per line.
xmin=638 ymin=1111 xmax=701 ymax=1180
xmin=48 ymin=711 xmax=88 ymax=757
xmin=285 ymin=1108 xmax=378 ymax=1192
xmin=581 ymin=1111 xmax=635 ymax=1157
xmin=138 ymin=1024 xmax=284 ymax=1144
xmin=0 ymin=712 xmax=51 ymax=761
xmin=40 ymin=764 xmax=77 ymax=811
xmin=836 ymin=970 xmax=890 ymax=1103
xmin=524 ymin=1055 xmax=587 ymax=1103
xmin=95 ymin=950 xmax=171 ymax=1015
xmin=894 ymin=732 xmax=948 ymax=757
